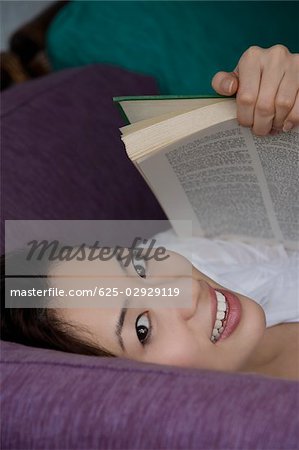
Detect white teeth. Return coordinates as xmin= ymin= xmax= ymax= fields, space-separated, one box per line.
xmin=217 ymin=302 xmax=227 ymax=312
xmin=211 ymin=291 xmax=228 ymax=343
xmin=216 ymin=311 xmax=225 ymax=320
xmin=214 ymin=319 xmax=222 ymax=329
xmin=216 ymin=291 xmax=225 ymax=302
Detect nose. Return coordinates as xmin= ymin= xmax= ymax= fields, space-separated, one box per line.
xmin=148 ymin=276 xmax=200 ymax=321
xmin=174 ymin=277 xmax=201 ymax=321
xmin=127 ymin=264 xmax=204 ymax=319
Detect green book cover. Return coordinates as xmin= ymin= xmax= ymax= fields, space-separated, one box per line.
xmin=113 ymin=94 xmax=227 ymax=125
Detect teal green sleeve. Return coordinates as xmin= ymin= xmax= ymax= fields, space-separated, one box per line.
xmin=47 ymin=1 xmax=299 ymax=95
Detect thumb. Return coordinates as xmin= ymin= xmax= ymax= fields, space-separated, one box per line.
xmin=211 ymin=71 xmax=239 ymax=96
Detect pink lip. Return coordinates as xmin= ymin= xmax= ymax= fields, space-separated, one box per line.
xmin=216 ymin=288 xmax=242 ymax=341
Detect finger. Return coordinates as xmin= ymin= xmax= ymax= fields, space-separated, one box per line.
xmin=252 ymin=64 xmax=285 ymax=136
xmin=283 ymin=90 xmax=299 ymax=132
xmin=235 ymin=56 xmax=261 ymax=128
xmin=211 ymin=71 xmax=239 ymax=96
xmin=272 ymin=72 xmax=298 ymax=130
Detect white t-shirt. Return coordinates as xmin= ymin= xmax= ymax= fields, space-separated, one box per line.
xmin=153 ymin=230 xmax=299 ymax=328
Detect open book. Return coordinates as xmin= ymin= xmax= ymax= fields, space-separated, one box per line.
xmin=114 ymin=95 xmax=299 ymax=250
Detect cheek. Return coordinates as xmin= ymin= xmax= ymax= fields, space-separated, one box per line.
xmin=144 ymin=335 xmax=204 ymax=368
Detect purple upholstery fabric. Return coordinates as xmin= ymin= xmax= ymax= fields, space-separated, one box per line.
xmin=1 ymin=65 xmax=166 ymax=224
xmin=1 ymin=340 xmax=299 ymax=450
xmin=1 ymin=66 xmax=299 ymax=450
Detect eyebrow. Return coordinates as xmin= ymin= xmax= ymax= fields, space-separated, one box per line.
xmin=115 ymin=298 xmax=130 ymax=352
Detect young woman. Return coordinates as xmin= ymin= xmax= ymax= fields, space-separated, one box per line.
xmin=1 ymin=45 xmax=299 ymax=381
xmin=2 ymin=237 xmax=298 ymax=381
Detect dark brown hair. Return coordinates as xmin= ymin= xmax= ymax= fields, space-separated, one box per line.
xmin=0 ymin=252 xmax=115 ymax=357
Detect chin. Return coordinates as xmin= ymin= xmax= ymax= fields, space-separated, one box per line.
xmin=241 ymin=294 xmax=267 ymax=337
xmin=232 ymin=293 xmax=266 ymax=370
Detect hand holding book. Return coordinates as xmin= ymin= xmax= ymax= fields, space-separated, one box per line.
xmin=115 ymin=44 xmax=298 ymax=250
xmin=211 ymin=45 xmax=299 ymax=136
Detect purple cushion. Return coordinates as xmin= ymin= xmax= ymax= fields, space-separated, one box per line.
xmin=1 ymin=340 xmax=298 ymax=450
xmin=1 ymin=64 xmax=166 ymax=223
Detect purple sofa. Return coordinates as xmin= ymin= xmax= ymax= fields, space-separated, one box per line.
xmin=1 ymin=66 xmax=299 ymax=450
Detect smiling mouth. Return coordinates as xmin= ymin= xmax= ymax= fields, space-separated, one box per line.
xmin=210 ymin=288 xmax=242 ymax=343
xmin=210 ymin=291 xmax=228 ymax=343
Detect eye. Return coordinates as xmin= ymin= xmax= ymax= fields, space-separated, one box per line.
xmin=135 ymin=312 xmax=151 ymax=345
xmin=116 ymin=248 xmax=147 ymax=278
xmin=132 ymin=251 xmax=147 ymax=279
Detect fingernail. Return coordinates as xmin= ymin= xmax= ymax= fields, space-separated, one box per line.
xmin=221 ymin=78 xmax=234 ymax=94
xmin=283 ymin=121 xmax=293 ymax=132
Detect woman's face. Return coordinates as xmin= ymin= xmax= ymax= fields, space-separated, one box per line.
xmin=50 ymin=247 xmax=266 ymax=373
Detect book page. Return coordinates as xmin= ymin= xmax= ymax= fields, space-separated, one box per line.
xmin=118 ymin=97 xmax=229 ymax=124
xmin=138 ymin=120 xmax=298 ymax=249
xmin=122 ymin=100 xmax=236 ymax=160
xmin=250 ymin=129 xmax=299 ymax=247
